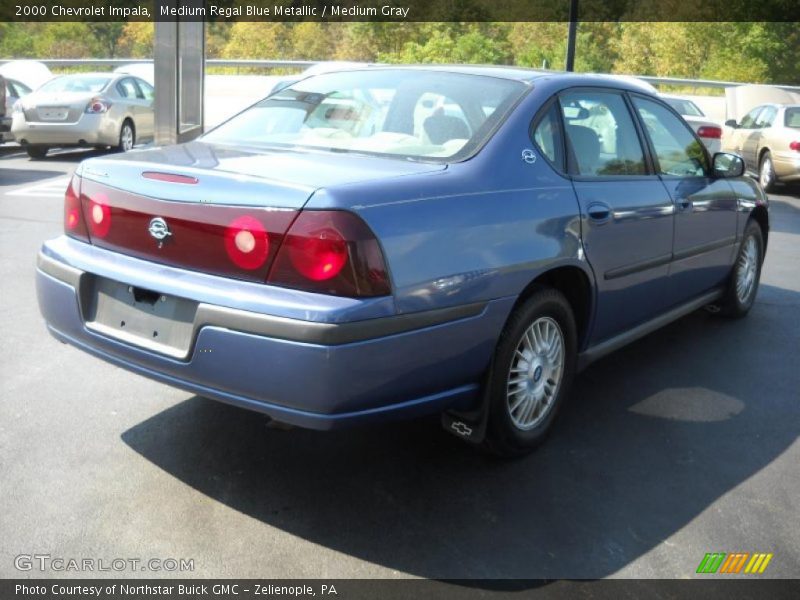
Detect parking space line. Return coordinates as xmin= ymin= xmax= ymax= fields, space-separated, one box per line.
xmin=5 ymin=177 xmax=70 ymax=198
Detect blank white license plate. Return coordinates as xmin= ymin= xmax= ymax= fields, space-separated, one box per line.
xmin=39 ymin=108 xmax=68 ymax=121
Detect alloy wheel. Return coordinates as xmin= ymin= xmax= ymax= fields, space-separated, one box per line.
xmin=121 ymin=124 xmax=134 ymax=152
xmin=736 ymin=235 xmax=759 ymax=303
xmin=506 ymin=316 xmax=565 ymax=430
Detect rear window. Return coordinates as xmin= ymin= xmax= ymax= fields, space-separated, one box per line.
xmin=203 ymin=69 xmax=528 ymax=162
xmin=39 ymin=75 xmax=111 ymax=94
xmin=664 ymin=98 xmax=704 ymax=117
xmin=785 ymin=108 xmax=800 ymax=128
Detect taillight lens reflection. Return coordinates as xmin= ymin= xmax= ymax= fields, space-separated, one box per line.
xmin=790 ymin=141 xmax=800 ymax=152
xmin=224 ymin=215 xmax=270 ymax=270
xmin=87 ymin=194 xmax=111 ymax=238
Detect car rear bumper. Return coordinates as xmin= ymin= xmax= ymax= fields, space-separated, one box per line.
xmin=36 ymin=237 xmax=513 ymax=429
xmin=11 ymin=113 xmax=118 ymax=146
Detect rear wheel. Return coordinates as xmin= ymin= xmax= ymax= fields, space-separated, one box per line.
xmin=759 ymin=151 xmax=776 ymax=193
xmin=117 ymin=120 xmax=135 ymax=152
xmin=718 ymin=220 xmax=764 ymax=318
xmin=483 ymin=287 xmax=577 ymax=457
xmin=26 ymin=146 xmax=49 ymax=160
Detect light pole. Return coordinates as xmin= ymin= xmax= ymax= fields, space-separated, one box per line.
xmin=565 ymin=0 xmax=578 ymax=72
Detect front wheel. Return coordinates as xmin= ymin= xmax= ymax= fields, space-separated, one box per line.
xmin=483 ymin=287 xmax=577 ymax=457
xmin=718 ymin=220 xmax=764 ymax=318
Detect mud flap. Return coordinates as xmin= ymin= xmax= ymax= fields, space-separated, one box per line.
xmin=441 ymin=364 xmax=493 ymax=444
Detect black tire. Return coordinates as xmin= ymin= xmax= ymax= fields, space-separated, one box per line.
xmin=483 ymin=287 xmax=577 ymax=457
xmin=116 ymin=120 xmax=135 ymax=152
xmin=26 ymin=146 xmax=49 ymax=160
xmin=718 ymin=220 xmax=764 ymax=318
xmin=759 ymin=151 xmax=777 ymax=193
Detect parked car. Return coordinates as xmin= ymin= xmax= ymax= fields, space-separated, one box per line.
xmin=36 ymin=68 xmax=768 ymax=456
xmin=0 ymin=75 xmax=8 ymax=141
xmin=661 ymin=94 xmax=722 ymax=153
xmin=723 ymin=103 xmax=800 ymax=192
xmin=0 ymin=59 xmax=53 ymax=91
xmin=0 ymin=77 xmax=31 ymax=143
xmin=11 ymin=72 xmax=154 ymax=159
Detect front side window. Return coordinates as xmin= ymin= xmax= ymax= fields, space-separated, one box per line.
xmin=560 ymin=90 xmax=646 ymax=176
xmin=739 ymin=107 xmax=764 ymax=129
xmin=754 ymin=106 xmax=777 ymax=128
xmin=203 ymin=69 xmax=527 ymax=162
xmin=137 ymin=79 xmax=155 ymax=101
xmin=633 ymin=96 xmax=708 ymax=177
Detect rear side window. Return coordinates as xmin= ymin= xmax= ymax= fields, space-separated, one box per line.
xmin=531 ymin=102 xmax=565 ymax=171
xmin=117 ymin=78 xmax=140 ymax=99
xmin=560 ymin=90 xmax=646 ymax=177
xmin=786 ymin=108 xmax=800 ymax=128
xmin=632 ymin=96 xmax=708 ymax=177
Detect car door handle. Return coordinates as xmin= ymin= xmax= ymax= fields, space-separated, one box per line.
xmin=678 ymin=198 xmax=693 ymax=211
xmin=587 ymin=202 xmax=612 ymax=224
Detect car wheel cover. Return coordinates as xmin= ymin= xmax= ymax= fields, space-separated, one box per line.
xmin=506 ymin=316 xmax=565 ymax=431
xmin=736 ymin=235 xmax=759 ymax=303
xmin=121 ymin=125 xmax=134 ymax=151
xmin=760 ymin=157 xmax=773 ymax=189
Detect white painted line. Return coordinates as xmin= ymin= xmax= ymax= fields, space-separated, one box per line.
xmin=6 ymin=177 xmax=70 ymax=198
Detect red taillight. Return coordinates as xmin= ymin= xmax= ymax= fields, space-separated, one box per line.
xmin=64 ymin=174 xmax=89 ymax=241
xmin=224 ymin=215 xmax=270 ymax=270
xmin=697 ymin=126 xmax=722 ymax=139
xmin=790 ymin=141 xmax=800 ymax=152
xmin=85 ymin=97 xmax=111 ymax=114
xmin=86 ymin=193 xmax=111 ymax=238
xmin=268 ymin=211 xmax=391 ymax=297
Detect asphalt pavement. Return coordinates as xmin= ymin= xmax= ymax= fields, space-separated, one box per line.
xmin=0 ymin=144 xmax=798 ymax=581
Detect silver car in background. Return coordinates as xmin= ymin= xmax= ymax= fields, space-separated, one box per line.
xmin=11 ymin=72 xmax=154 ymax=159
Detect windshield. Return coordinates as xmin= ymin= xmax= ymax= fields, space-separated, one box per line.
xmin=664 ymin=98 xmax=704 ymax=117
xmin=785 ymin=107 xmax=800 ymax=128
xmin=203 ymin=69 xmax=528 ymax=161
xmin=39 ymin=75 xmax=111 ymax=94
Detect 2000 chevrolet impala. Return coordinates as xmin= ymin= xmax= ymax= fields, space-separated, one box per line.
xmin=37 ymin=68 xmax=768 ymax=455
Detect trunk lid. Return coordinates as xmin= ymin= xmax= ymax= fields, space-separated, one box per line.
xmin=75 ymin=141 xmax=445 ymax=282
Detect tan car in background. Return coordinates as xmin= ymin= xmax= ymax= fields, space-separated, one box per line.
xmin=11 ymin=72 xmax=154 ymax=159
xmin=722 ymin=84 xmax=800 ymax=192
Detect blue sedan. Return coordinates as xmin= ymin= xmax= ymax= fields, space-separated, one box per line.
xmin=36 ymin=67 xmax=768 ymax=455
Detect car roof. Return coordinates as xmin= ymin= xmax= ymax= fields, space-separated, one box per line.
xmin=334 ymin=64 xmax=659 ymax=94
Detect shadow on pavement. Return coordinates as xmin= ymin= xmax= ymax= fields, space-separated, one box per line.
xmin=0 ymin=167 xmax=67 ymax=186
xmin=122 ymin=282 xmax=800 ymax=581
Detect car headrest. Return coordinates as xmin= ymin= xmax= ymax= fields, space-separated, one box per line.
xmin=423 ymin=114 xmax=470 ymax=145
xmin=566 ymin=124 xmax=601 ymax=173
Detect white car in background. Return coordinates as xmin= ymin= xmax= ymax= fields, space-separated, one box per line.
xmin=661 ymin=94 xmax=722 ymax=153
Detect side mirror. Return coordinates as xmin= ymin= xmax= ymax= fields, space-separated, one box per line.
xmin=712 ymin=152 xmax=745 ymax=178
xmin=724 ymin=119 xmax=738 ymax=128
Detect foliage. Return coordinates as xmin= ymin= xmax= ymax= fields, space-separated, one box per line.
xmin=0 ymin=22 xmax=797 ymax=85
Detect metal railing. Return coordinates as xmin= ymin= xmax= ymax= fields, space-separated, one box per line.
xmin=3 ymin=58 xmax=800 ymax=92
